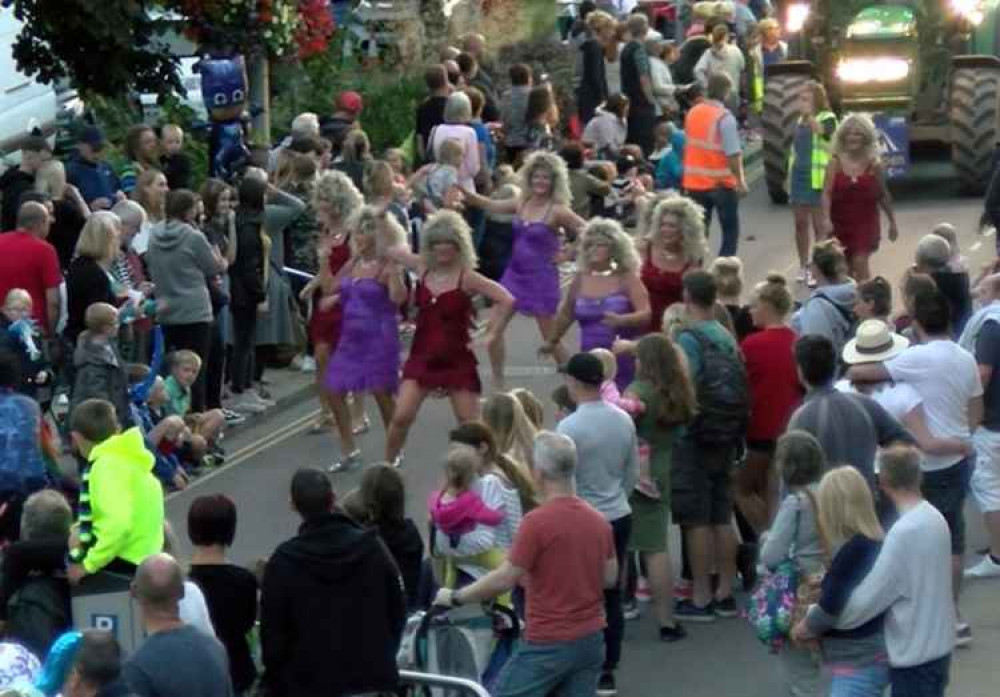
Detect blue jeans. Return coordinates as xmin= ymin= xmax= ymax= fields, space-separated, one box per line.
xmin=496 ymin=631 xmax=604 ymax=697
xmin=830 ymin=661 xmax=889 ymax=696
xmin=889 ymin=655 xmax=950 ymax=697
xmin=688 ymin=187 xmax=741 ymax=257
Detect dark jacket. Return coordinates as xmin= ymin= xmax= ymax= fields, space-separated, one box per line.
xmin=0 ymin=316 xmax=50 ymax=399
xmin=70 ymin=332 xmax=133 ymax=428
xmin=230 ymin=211 xmax=267 ymax=309
xmin=930 ymin=269 xmax=972 ymax=338
xmin=377 ymin=518 xmax=425 ymax=612
xmin=65 ymin=256 xmax=116 ymax=345
xmin=0 ymin=167 xmax=35 ymax=232
xmin=674 ymin=36 xmax=711 ymax=85
xmin=261 ymin=512 xmax=406 ymax=697
xmin=577 ymin=38 xmax=608 ymax=124
xmin=65 ymin=154 xmax=120 ymax=208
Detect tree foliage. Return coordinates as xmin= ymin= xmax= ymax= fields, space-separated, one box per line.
xmin=5 ymin=0 xmax=335 ymax=98
xmin=6 ymin=1 xmax=182 ymax=96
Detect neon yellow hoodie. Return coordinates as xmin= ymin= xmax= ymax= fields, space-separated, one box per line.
xmin=70 ymin=427 xmax=164 ymax=573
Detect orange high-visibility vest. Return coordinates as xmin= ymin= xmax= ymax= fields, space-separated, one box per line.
xmin=682 ymin=101 xmax=738 ymax=192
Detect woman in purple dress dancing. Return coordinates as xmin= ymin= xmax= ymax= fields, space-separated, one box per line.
xmin=462 ymin=151 xmax=585 ymax=383
xmin=324 ymin=206 xmax=408 ymax=472
xmin=541 ymin=218 xmax=651 ymax=391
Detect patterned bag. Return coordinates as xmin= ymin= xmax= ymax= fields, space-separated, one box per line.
xmin=745 ymin=504 xmax=802 ymax=653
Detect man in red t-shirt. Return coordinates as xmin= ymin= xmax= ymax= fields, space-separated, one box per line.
xmin=435 ymin=431 xmax=617 ymax=697
xmin=0 ymin=202 xmax=62 ymax=335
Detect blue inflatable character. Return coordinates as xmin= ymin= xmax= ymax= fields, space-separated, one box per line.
xmin=200 ymin=55 xmax=250 ymax=181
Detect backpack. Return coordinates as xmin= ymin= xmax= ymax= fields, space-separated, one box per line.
xmin=683 ymin=327 xmax=750 ymax=446
xmin=6 ymin=574 xmax=72 ymax=658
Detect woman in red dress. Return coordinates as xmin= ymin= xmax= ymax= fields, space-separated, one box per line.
xmin=300 ymin=171 xmax=366 ymax=436
xmin=637 ymin=194 xmax=708 ymax=333
xmin=822 ymin=113 xmax=899 ymax=281
xmin=386 ymin=210 xmax=514 ymax=465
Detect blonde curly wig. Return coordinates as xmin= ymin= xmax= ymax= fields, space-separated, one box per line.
xmin=312 ymin=170 xmax=363 ymax=224
xmin=347 ymin=205 xmax=407 ymax=257
xmin=420 ymin=210 xmax=478 ymax=270
xmin=647 ymin=195 xmax=708 ymax=264
xmin=518 ymin=150 xmax=572 ymax=206
xmin=578 ymin=217 xmax=639 ymax=274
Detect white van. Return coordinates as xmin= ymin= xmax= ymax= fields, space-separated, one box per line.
xmin=0 ymin=11 xmax=59 ymax=163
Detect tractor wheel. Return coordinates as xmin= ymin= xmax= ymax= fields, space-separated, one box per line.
xmin=950 ymin=66 xmax=1000 ymax=195
xmin=762 ymin=73 xmax=811 ymax=204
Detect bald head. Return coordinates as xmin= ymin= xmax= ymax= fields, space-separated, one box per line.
xmin=17 ymin=201 xmax=51 ymax=237
xmin=133 ymin=553 xmax=184 ymax=614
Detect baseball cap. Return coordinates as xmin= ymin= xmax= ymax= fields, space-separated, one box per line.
xmin=336 ymin=91 xmax=363 ymax=115
xmin=77 ymin=125 xmax=107 ymax=149
xmin=564 ymin=352 xmax=605 ymax=387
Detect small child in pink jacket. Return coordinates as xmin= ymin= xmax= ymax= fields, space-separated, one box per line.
xmin=428 ymin=445 xmax=504 ymax=552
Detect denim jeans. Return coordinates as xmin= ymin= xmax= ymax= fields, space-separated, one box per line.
xmin=688 ymin=187 xmax=741 ymax=257
xmin=889 ymin=655 xmax=950 ymax=697
xmin=496 ymin=631 xmax=604 ymax=697
xmin=830 ymin=661 xmax=890 ymax=697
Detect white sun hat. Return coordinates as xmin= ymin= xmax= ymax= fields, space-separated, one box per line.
xmin=842 ymin=319 xmax=910 ymax=365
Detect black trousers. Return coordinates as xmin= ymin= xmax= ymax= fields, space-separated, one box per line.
xmin=162 ymin=322 xmax=212 ymax=412
xmin=229 ymin=306 xmax=258 ymax=393
xmin=204 ymin=317 xmax=225 ymax=410
xmin=604 ymin=514 xmax=632 ymax=672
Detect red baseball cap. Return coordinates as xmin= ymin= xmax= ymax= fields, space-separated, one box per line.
xmin=337 ymin=91 xmax=363 ymax=115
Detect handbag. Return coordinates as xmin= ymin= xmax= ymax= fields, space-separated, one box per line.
xmin=745 ymin=503 xmax=802 ymax=653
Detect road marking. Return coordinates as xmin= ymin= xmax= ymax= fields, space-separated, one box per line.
xmin=166 ymin=408 xmax=320 ymax=500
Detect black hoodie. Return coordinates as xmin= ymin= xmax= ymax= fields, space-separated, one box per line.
xmin=261 ymin=512 xmax=406 ymax=697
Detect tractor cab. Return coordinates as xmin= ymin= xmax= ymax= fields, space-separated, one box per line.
xmin=836 ymin=5 xmax=919 ymax=108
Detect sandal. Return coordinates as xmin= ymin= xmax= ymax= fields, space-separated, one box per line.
xmin=309 ymin=414 xmax=333 ymax=434
xmin=352 ymin=417 xmax=371 ymax=435
xmin=328 ymin=450 xmax=363 ymax=474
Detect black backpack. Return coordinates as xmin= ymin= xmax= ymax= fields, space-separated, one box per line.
xmin=684 ymin=327 xmax=750 ymax=446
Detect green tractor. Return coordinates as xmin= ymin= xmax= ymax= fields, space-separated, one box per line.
xmin=763 ymin=0 xmax=1000 ymax=203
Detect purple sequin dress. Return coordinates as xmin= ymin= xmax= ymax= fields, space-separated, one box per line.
xmin=326 ymin=275 xmax=400 ymax=393
xmin=500 ymin=217 xmax=560 ymax=316
xmin=575 ymin=290 xmax=638 ymax=392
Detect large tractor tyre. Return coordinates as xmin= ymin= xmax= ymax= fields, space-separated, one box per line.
xmin=763 ymin=73 xmax=810 ymax=204
xmin=950 ymin=66 xmax=1000 ymax=195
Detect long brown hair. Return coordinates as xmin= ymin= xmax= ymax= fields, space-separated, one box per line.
xmin=450 ymin=421 xmax=538 ymax=513
xmin=634 ymin=334 xmax=697 ymax=428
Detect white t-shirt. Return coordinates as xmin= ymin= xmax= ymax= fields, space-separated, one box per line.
xmin=179 ymin=580 xmax=216 ymax=637
xmin=886 ymin=340 xmax=983 ymax=471
xmin=835 ymin=380 xmax=923 ymax=423
xmin=835 ymin=380 xmax=922 ymax=474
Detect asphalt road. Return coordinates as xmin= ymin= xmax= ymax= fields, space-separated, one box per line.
xmin=165 ymin=154 xmax=1000 ymax=696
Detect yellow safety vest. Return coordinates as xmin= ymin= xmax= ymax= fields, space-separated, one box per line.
xmin=789 ymin=111 xmax=837 ymax=190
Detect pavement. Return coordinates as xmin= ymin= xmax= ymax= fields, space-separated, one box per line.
xmin=162 ymin=150 xmax=1000 ymax=696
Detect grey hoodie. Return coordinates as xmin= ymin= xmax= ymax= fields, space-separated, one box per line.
xmin=146 ymin=219 xmax=225 ymax=326
xmin=792 ymin=281 xmax=857 ymax=354
xmin=71 ymin=332 xmax=132 ymax=427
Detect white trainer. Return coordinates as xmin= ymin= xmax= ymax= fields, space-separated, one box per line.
xmin=964 ymin=554 xmax=1000 ymax=579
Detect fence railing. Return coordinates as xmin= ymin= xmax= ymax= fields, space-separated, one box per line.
xmin=399 ymin=670 xmax=491 ymax=697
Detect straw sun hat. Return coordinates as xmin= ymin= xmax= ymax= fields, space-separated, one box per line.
xmin=842 ymin=319 xmax=909 ymax=365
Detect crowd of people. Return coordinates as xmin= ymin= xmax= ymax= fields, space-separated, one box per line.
xmin=0 ymin=0 xmax=996 ymax=696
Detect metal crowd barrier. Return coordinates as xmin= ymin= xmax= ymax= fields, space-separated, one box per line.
xmin=398 ymin=670 xmax=491 ymax=697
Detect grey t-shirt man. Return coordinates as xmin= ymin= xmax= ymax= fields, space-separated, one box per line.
xmin=123 ymin=624 xmax=234 ymax=697
xmin=557 ymin=400 xmax=640 ymax=521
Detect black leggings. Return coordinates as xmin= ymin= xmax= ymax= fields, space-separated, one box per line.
xmin=162 ymin=322 xmax=212 ymax=412
xmin=230 ymin=306 xmax=258 ymax=393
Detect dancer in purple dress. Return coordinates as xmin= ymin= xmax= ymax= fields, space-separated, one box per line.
xmin=324 ymin=206 xmax=408 ymax=473
xmin=542 ymin=218 xmax=651 ymax=391
xmin=462 ymin=151 xmax=585 ymax=383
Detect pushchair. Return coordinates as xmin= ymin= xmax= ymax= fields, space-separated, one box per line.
xmin=397 ymin=602 xmax=520 ymax=697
